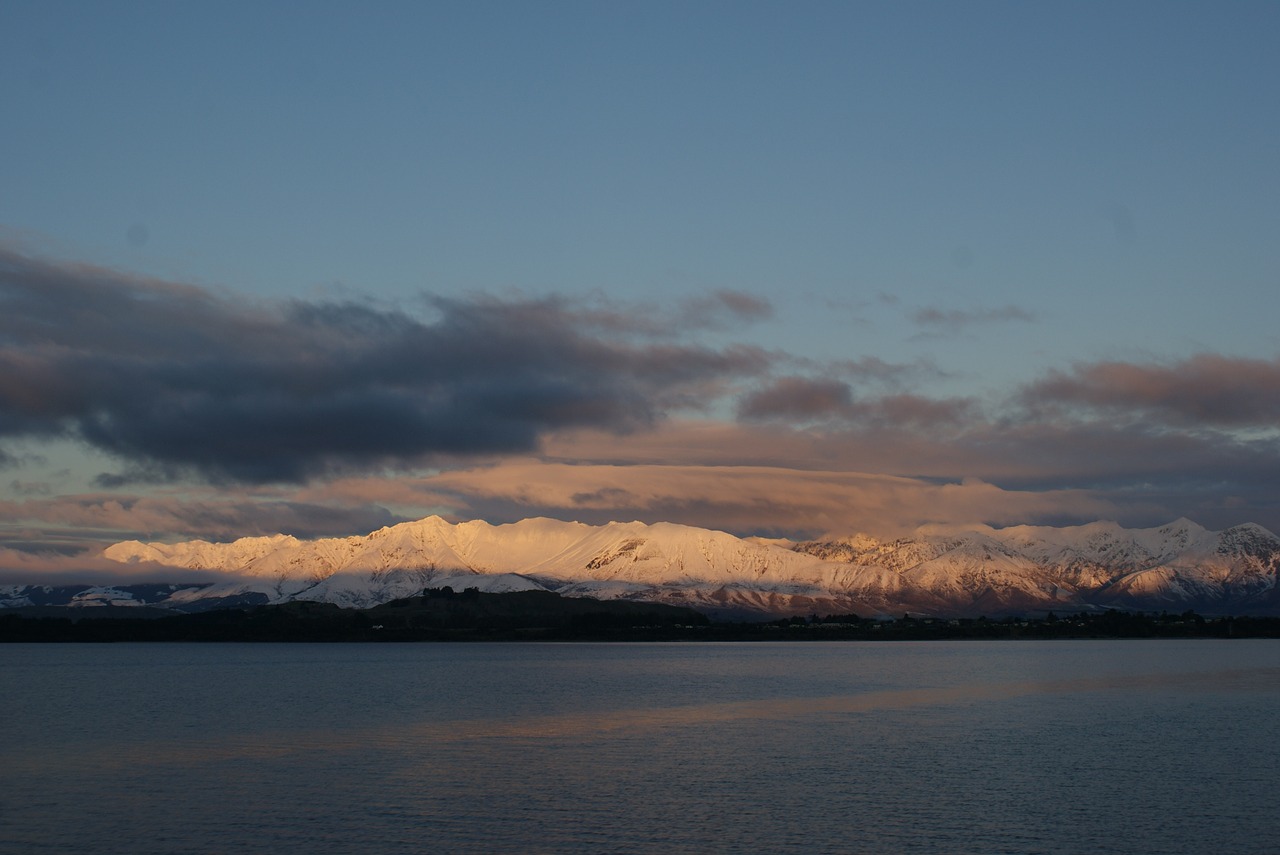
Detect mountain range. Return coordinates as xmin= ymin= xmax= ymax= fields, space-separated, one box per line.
xmin=4 ymin=515 xmax=1280 ymax=618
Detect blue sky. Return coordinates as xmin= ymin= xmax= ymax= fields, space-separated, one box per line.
xmin=2 ymin=1 xmax=1279 ymax=563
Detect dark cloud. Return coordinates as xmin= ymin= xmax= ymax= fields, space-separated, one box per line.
xmin=738 ymin=377 xmax=974 ymax=430
xmin=0 ymin=247 xmax=773 ymax=483
xmin=738 ymin=377 xmax=853 ymax=421
xmin=870 ymin=394 xmax=975 ymax=429
xmin=1020 ymin=354 xmax=1280 ymax=427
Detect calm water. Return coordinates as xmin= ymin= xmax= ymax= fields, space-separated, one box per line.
xmin=2 ymin=640 xmax=1277 ymax=854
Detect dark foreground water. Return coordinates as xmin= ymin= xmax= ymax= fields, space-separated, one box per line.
xmin=2 ymin=640 xmax=1277 ymax=854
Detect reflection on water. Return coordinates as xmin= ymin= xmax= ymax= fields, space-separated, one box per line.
xmin=2 ymin=641 xmax=1278 ymax=854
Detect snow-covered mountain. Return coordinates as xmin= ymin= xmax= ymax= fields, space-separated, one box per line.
xmin=792 ymin=518 xmax=1280 ymax=617
xmin=96 ymin=516 xmax=837 ymax=613
xmin=6 ymin=516 xmax=1279 ymax=618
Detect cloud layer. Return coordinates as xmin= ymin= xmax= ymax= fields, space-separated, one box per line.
xmin=4 ymin=246 xmax=1280 ymax=558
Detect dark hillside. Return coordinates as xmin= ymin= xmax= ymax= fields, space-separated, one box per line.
xmin=0 ymin=588 xmax=709 ymax=642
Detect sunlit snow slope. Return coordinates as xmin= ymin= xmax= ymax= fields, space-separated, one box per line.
xmin=80 ymin=515 xmax=1280 ymax=617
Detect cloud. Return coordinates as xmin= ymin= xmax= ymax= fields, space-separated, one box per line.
xmin=355 ymin=459 xmax=1118 ymax=539
xmin=534 ymin=289 xmax=773 ymax=340
xmin=1020 ymin=354 xmax=1280 ymax=427
xmin=0 ymin=545 xmax=168 ymax=583
xmin=7 ymin=479 xmax=50 ymax=497
xmin=0 ymin=543 xmax=259 ymax=584
xmin=869 ymin=394 xmax=975 ymax=429
xmin=678 ymin=290 xmax=774 ymax=328
xmin=732 ymin=358 xmax=948 ymax=423
xmin=6 ymin=407 xmax=1280 ymax=560
xmin=0 ymin=493 xmax=404 ymax=545
xmin=737 ymin=377 xmax=975 ymax=430
xmin=832 ymin=356 xmax=949 ymax=389
xmin=737 ymin=377 xmax=853 ymax=421
xmin=0 ymin=247 xmax=774 ymax=483
xmin=911 ymin=304 xmax=1036 ymax=334
xmin=532 ymin=417 xmax=1280 ymax=533
xmin=6 ymin=245 xmax=1280 ymax=547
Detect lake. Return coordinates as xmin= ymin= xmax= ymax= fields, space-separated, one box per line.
xmin=2 ymin=640 xmax=1277 ymax=854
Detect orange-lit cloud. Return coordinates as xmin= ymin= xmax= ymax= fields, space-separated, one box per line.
xmin=290 ymin=455 xmax=1120 ymax=540
xmin=0 ymin=493 xmax=400 ymax=550
xmin=416 ymin=459 xmax=1120 ymax=538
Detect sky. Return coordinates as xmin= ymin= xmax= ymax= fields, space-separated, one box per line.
xmin=2 ymin=1 xmax=1280 ymax=573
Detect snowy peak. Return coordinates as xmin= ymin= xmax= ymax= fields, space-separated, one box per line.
xmin=1217 ymin=523 xmax=1280 ymax=560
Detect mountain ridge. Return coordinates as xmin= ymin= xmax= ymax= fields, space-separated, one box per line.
xmin=5 ymin=516 xmax=1280 ymax=618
